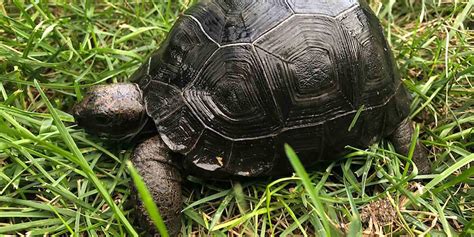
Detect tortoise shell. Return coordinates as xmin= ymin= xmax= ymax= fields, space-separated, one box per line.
xmin=131 ymin=0 xmax=411 ymax=177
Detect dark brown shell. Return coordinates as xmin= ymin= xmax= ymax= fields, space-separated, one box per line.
xmin=131 ymin=0 xmax=411 ymax=177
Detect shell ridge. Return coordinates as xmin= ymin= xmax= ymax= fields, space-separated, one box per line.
xmin=183 ymin=14 xmax=221 ymax=47
xmin=252 ymin=46 xmax=286 ymax=126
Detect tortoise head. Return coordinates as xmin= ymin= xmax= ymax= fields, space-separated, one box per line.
xmin=73 ymin=83 xmax=149 ymax=139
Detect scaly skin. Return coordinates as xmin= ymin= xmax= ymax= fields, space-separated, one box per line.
xmin=73 ymin=83 xmax=147 ymax=139
xmin=390 ymin=119 xmax=431 ymax=174
xmin=130 ymin=136 xmax=183 ymax=237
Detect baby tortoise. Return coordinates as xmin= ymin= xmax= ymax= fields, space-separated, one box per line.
xmin=74 ymin=0 xmax=430 ymax=235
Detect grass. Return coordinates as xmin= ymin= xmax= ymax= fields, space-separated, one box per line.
xmin=0 ymin=0 xmax=472 ymax=236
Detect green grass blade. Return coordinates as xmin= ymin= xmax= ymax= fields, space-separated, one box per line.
xmin=0 ymin=218 xmax=63 ymax=233
xmin=209 ymin=194 xmax=234 ymax=231
xmin=344 ymin=174 xmax=362 ymax=237
xmin=422 ymin=154 xmax=474 ymax=195
xmin=285 ymin=144 xmax=334 ymax=236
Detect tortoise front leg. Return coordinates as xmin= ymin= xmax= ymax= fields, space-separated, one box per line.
xmin=131 ymin=136 xmax=183 ymax=236
xmin=389 ymin=119 xmax=431 ymax=174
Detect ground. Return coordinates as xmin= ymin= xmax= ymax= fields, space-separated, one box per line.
xmin=0 ymin=0 xmax=473 ymax=236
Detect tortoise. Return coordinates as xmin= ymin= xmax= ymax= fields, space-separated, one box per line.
xmin=73 ymin=0 xmax=430 ymax=235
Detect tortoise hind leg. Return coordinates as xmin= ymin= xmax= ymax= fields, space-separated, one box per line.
xmin=389 ymin=119 xmax=431 ymax=174
xmin=130 ymin=136 xmax=182 ymax=236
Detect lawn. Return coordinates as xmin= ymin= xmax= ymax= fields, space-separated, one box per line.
xmin=0 ymin=0 xmax=473 ymax=236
